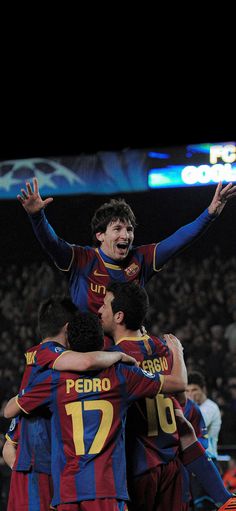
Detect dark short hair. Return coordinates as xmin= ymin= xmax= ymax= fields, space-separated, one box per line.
xmin=68 ymin=312 xmax=104 ymax=352
xmin=91 ymin=198 xmax=136 ymax=246
xmin=106 ymin=281 xmax=149 ymax=330
xmin=188 ymin=371 xmax=206 ymax=389
xmin=38 ymin=295 xmax=77 ymax=339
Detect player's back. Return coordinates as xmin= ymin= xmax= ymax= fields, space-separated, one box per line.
xmin=12 ymin=340 xmax=66 ymax=472
xmin=36 ymin=361 xmax=161 ymax=505
xmin=111 ymin=334 xmax=181 ymax=477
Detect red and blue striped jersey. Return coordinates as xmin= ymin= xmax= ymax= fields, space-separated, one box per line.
xmin=184 ymin=398 xmax=208 ymax=449
xmin=31 ymin=207 xmax=214 ymax=314
xmin=17 ymin=363 xmax=162 ymax=505
xmin=110 ymin=334 xmax=181 ymax=476
xmin=7 ymin=340 xmax=67 ymax=473
xmin=69 ymin=245 xmax=158 ymax=313
xmin=5 ymin=416 xmax=20 ymax=445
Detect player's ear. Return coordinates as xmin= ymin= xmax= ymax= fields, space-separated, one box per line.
xmin=115 ymin=311 xmax=124 ymax=324
xmin=96 ymin=232 xmax=104 ymax=243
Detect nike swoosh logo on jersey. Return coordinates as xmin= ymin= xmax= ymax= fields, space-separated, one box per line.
xmin=94 ymin=269 xmax=108 ymax=277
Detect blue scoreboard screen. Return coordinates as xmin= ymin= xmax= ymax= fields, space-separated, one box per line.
xmin=148 ymin=142 xmax=236 ymax=188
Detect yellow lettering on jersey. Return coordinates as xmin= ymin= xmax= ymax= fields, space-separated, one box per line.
xmin=142 ymin=360 xmax=149 ymax=372
xmin=153 ymin=359 xmax=161 ymax=372
xmin=90 ymin=283 xmax=106 ymax=295
xmin=65 ymin=400 xmax=113 ymax=455
xmin=66 ymin=379 xmax=75 ymax=393
xmin=75 ymin=380 xmax=85 ymax=393
xmin=146 ymin=394 xmax=177 ymax=436
xmin=83 ymin=379 xmax=93 ymax=392
xmin=66 ymin=378 xmax=111 ymax=394
xmin=93 ymin=379 xmax=102 ymax=392
xmin=25 ymin=351 xmax=37 ymax=365
xmin=140 ymin=357 xmax=168 ymax=374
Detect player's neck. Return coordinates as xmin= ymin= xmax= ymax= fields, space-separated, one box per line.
xmin=113 ymin=327 xmax=142 ymax=344
xmin=41 ymin=336 xmax=67 ymax=347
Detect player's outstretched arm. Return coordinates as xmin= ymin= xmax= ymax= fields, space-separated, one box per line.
xmin=155 ymin=182 xmax=236 ymax=269
xmin=208 ymin=181 xmax=236 ymax=216
xmin=17 ymin=177 xmax=53 ymax=214
xmin=161 ymin=333 xmax=187 ymax=393
xmin=54 ymin=350 xmax=138 ymax=371
xmin=17 ymin=177 xmax=73 ymax=270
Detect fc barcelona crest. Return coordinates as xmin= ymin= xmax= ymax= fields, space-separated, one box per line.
xmin=124 ymin=263 xmax=139 ymax=277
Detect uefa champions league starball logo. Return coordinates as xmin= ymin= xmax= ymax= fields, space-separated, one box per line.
xmin=0 ymin=158 xmax=85 ymax=195
xmin=141 ymin=369 xmax=155 ymax=378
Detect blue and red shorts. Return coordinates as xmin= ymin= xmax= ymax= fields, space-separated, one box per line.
xmin=7 ymin=469 xmax=53 ymax=511
xmin=57 ymin=499 xmax=128 ymax=511
xmin=128 ymin=458 xmax=184 ymax=511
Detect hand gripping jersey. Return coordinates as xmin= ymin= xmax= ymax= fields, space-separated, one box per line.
xmin=110 ymin=334 xmax=182 ymax=477
xmin=6 ymin=340 xmax=68 ymax=473
xmin=16 ymin=363 xmax=162 ymax=506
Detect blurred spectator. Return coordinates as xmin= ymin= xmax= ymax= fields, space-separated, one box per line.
xmin=225 ymin=309 xmax=236 ymax=354
xmin=223 ymin=458 xmax=236 ymax=493
xmin=186 ymin=371 xmax=222 ymax=510
xmin=186 ymin=371 xmax=222 ymax=461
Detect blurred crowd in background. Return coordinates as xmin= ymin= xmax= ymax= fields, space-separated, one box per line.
xmin=1 ymin=247 xmax=236 ymax=506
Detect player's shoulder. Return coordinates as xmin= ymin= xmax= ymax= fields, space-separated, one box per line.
xmin=39 ymin=341 xmax=67 ymax=354
xmin=25 ymin=342 xmax=41 ymax=353
xmin=71 ymin=244 xmax=97 ymax=260
xmin=149 ymin=334 xmax=166 ymax=344
xmin=71 ymin=243 xmax=93 ymax=249
xmin=25 ymin=340 xmax=66 ymax=353
xmin=72 ymin=244 xmax=96 ymax=254
xmin=148 ymin=334 xmax=170 ymax=352
xmin=185 ymin=397 xmax=201 ymax=414
xmin=116 ymin=361 xmax=155 ymax=379
xmin=109 ymin=361 xmax=138 ymax=376
xmin=132 ymin=243 xmax=156 ymax=254
xmin=108 ymin=345 xmax=123 ymax=355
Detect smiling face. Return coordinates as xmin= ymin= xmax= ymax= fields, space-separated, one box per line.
xmin=96 ymin=219 xmax=134 ymax=261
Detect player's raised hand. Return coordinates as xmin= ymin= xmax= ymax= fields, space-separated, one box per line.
xmin=17 ymin=177 xmax=53 ymax=214
xmin=163 ymin=333 xmax=184 ymax=354
xmin=120 ymin=352 xmax=138 ymax=366
xmin=208 ymin=181 xmax=236 ymax=216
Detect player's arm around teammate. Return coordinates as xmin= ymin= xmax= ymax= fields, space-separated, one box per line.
xmin=54 ymin=349 xmax=137 ymax=371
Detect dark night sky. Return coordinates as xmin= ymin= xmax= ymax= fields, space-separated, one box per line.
xmin=0 ymin=92 xmax=235 ymax=160
xmin=0 ymin=120 xmax=234 ymax=161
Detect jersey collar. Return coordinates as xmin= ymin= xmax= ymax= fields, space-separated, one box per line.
xmin=96 ymin=247 xmax=123 ymax=270
xmin=116 ymin=334 xmax=150 ymax=345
